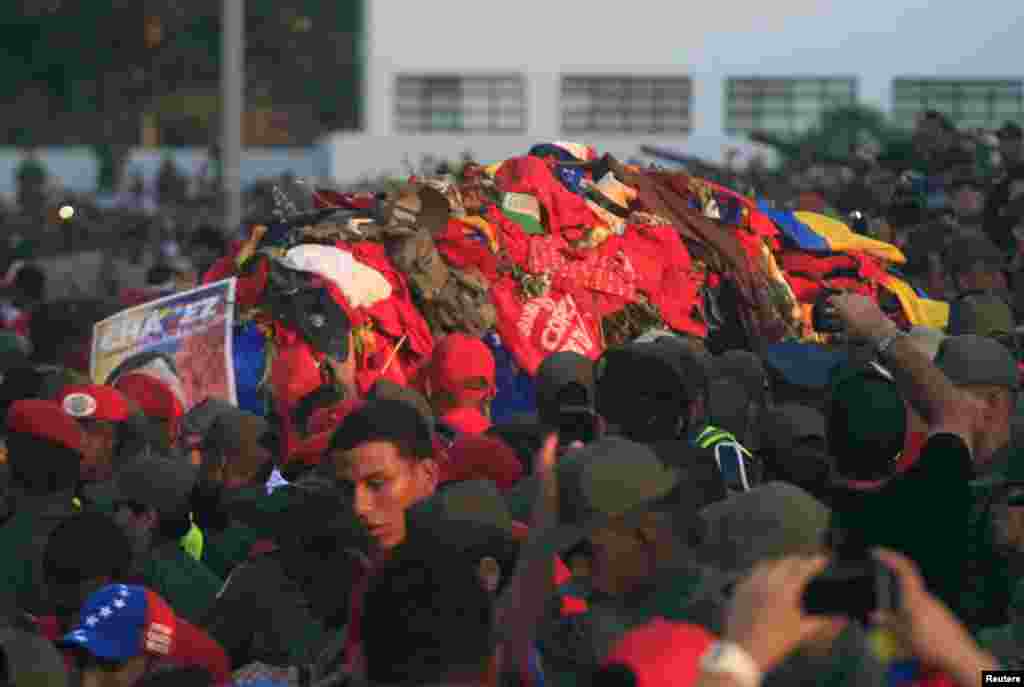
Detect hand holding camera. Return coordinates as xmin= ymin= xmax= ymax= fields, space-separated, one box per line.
xmin=869 ymin=548 xmax=998 ymax=680
xmin=722 ymin=555 xmax=847 ymax=675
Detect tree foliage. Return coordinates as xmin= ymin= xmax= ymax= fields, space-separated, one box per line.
xmin=1 ymin=0 xmax=363 ymax=148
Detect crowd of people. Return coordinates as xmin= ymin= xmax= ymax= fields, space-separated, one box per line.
xmin=2 ymin=112 xmax=1024 ymax=687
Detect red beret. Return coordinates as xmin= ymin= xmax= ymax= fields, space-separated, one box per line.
xmin=115 ymin=373 xmax=184 ymax=420
xmin=6 ymin=399 xmax=84 ymax=453
xmin=58 ymin=384 xmax=131 ymax=423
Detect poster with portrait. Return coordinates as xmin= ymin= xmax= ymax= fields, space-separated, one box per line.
xmin=90 ymin=278 xmax=237 ymax=410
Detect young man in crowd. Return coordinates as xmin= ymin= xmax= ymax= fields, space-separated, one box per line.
xmin=321 ymin=399 xmax=441 ymax=672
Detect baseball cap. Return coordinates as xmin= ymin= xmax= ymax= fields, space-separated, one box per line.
xmin=597 ymin=619 xmax=716 ymax=687
xmin=697 ymin=482 xmax=830 ymax=574
xmin=596 ymin=343 xmax=700 ymax=440
xmin=412 ymin=479 xmax=520 ymax=540
xmin=57 ymin=584 xmax=228 ymax=681
xmin=936 ymin=335 xmax=1019 ymax=389
xmin=535 ymin=351 xmax=595 ymax=421
xmin=438 ymin=435 xmax=524 ymax=492
xmin=112 ymin=451 xmax=197 ymax=516
xmin=948 ymin=292 xmax=1016 ymax=338
xmin=6 ymin=399 xmax=84 ymax=453
xmin=0 ymin=626 xmax=68 ymax=687
xmin=429 ymin=333 xmax=496 ymax=404
xmin=531 ymin=437 xmax=682 ymax=554
xmin=827 ymin=365 xmax=907 ymax=480
xmin=298 ymin=287 xmax=352 ymax=361
xmin=58 ymin=384 xmax=131 ymax=423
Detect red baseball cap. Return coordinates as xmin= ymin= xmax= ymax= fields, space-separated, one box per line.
xmin=6 ymin=399 xmax=84 ymax=453
xmin=601 ymin=619 xmax=716 ymax=687
xmin=57 ymin=384 xmax=131 ymax=423
xmin=429 ymin=334 xmax=495 ymax=404
xmin=440 ymin=434 xmax=523 ymax=492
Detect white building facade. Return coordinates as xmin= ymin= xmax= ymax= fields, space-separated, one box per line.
xmin=321 ymin=0 xmax=1024 ymax=184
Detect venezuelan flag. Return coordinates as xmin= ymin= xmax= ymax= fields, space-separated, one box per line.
xmin=881 ymin=274 xmax=950 ymax=330
xmin=794 ymin=212 xmax=906 ymax=265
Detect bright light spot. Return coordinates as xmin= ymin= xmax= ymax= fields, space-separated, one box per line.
xmin=58 ymin=205 xmax=74 ymax=220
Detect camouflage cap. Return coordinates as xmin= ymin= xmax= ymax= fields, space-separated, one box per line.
xmin=534 ymin=437 xmax=682 ymax=554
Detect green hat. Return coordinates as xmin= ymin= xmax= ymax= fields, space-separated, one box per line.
xmin=948 ymin=292 xmax=1016 ymax=339
xmin=407 ymin=480 xmax=523 ymax=583
xmin=936 ymin=335 xmax=1019 ymax=390
xmin=228 ymin=478 xmax=369 ymax=549
xmin=827 ymin=365 xmax=907 ymax=480
xmin=696 ymin=482 xmax=831 ymax=574
xmin=544 ymin=437 xmax=682 ymax=554
xmin=412 ymin=479 xmax=518 ymax=536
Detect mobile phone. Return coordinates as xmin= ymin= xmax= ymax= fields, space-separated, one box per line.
xmin=714 ymin=442 xmax=751 ymax=492
xmin=802 ymin=527 xmax=899 ymax=622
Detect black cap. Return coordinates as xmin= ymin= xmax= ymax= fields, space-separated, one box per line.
xmin=287 ymin=286 xmax=352 ymax=361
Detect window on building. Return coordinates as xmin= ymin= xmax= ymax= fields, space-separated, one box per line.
xmin=561 ymin=76 xmax=692 ymax=135
xmin=725 ymin=77 xmax=858 ymax=136
xmin=394 ymin=74 xmax=526 ymax=133
xmin=891 ymin=78 xmax=1024 ymax=131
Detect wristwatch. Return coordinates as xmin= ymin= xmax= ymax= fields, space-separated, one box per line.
xmin=699 ymin=641 xmax=763 ymax=687
xmin=875 ymin=329 xmax=908 ymax=357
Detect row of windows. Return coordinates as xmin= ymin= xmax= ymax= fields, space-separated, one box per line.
xmin=393 ymin=74 xmax=1024 ymax=137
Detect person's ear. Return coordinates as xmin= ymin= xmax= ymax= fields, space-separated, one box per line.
xmin=417 ymin=457 xmax=440 ymax=493
xmin=477 ymin=556 xmax=502 ymax=594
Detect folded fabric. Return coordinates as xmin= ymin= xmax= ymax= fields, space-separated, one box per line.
xmin=527 ymin=234 xmax=638 ymax=301
xmin=759 ymin=204 xmax=831 ymax=253
xmin=500 ymin=192 xmax=547 ymax=236
xmin=282 ymin=244 xmax=392 ymax=309
xmin=881 ymin=275 xmax=951 ymax=330
xmin=528 ymin=142 xmax=597 ymax=163
xmin=436 ymin=218 xmax=502 ymax=284
xmin=345 ymin=241 xmax=434 ymax=364
xmin=762 ymin=341 xmax=849 ymax=391
xmin=491 ymin=278 xmax=603 ymax=375
xmin=617 ymin=224 xmax=708 ymax=338
xmin=794 ymin=211 xmax=906 ymax=264
xmin=482 ymin=332 xmax=537 ymax=424
xmin=495 ymin=156 xmax=599 ymax=235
